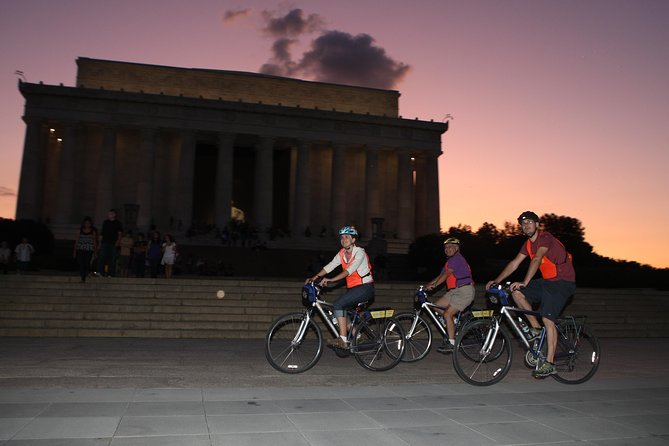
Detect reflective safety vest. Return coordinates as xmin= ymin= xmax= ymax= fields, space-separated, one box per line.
xmin=444 ymin=259 xmax=472 ymax=290
xmin=340 ymin=249 xmax=373 ymax=288
xmin=526 ymin=238 xmax=572 ymax=279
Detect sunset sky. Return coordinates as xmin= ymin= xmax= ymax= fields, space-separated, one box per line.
xmin=1 ymin=0 xmax=667 ymax=268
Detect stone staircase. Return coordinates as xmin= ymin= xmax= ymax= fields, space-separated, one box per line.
xmin=1 ymin=275 xmax=668 ymax=339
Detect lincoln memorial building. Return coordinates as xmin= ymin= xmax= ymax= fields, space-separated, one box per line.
xmin=16 ymin=58 xmax=448 ymax=246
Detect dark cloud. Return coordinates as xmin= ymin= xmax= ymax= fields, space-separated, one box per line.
xmin=261 ymin=8 xmax=324 ymax=38
xmin=294 ymin=31 xmax=410 ymax=89
xmin=0 ymin=186 xmax=16 ymax=197
xmin=259 ymin=38 xmax=297 ymax=77
xmin=222 ymin=9 xmax=250 ymax=24
xmin=258 ymin=9 xmax=409 ymax=90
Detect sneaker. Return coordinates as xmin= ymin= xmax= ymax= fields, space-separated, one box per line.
xmin=327 ymin=338 xmax=349 ymax=349
xmin=436 ymin=341 xmax=455 ymax=354
xmin=528 ymin=327 xmax=542 ymax=340
xmin=532 ymin=361 xmax=557 ymax=379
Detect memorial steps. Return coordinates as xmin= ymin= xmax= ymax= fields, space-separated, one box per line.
xmin=1 ymin=275 xmax=667 ymax=339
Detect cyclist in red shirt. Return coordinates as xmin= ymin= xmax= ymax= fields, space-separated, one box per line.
xmin=486 ymin=211 xmax=576 ymax=378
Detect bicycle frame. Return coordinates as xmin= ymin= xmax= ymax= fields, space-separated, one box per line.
xmin=481 ymin=304 xmax=585 ymax=365
xmin=293 ymin=298 xmax=368 ymax=346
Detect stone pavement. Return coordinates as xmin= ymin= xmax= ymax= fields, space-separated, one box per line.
xmin=0 ymin=337 xmax=668 ymax=445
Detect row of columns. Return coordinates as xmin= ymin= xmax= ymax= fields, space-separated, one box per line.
xmin=16 ymin=120 xmax=440 ymax=239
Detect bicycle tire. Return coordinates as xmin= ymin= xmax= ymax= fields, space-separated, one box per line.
xmin=395 ymin=312 xmax=432 ymax=362
xmin=453 ymin=319 xmax=513 ymax=386
xmin=265 ymin=312 xmax=323 ymax=374
xmin=352 ymin=315 xmax=405 ymax=371
xmin=552 ymin=324 xmax=601 ymax=384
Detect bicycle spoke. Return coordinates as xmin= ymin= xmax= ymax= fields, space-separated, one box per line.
xmin=453 ymin=319 xmax=512 ymax=386
xmin=552 ymin=323 xmax=600 ymax=384
xmin=265 ymin=313 xmax=323 ymax=374
xmin=395 ymin=312 xmax=432 ymax=362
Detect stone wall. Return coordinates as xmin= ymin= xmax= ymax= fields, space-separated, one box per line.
xmin=76 ymin=57 xmax=399 ymax=117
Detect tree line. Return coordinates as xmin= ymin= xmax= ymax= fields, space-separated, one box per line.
xmin=408 ymin=214 xmax=669 ymax=289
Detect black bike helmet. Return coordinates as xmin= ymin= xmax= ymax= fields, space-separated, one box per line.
xmin=517 ymin=211 xmax=539 ymax=224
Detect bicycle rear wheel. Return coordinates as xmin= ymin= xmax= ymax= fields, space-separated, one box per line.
xmin=352 ymin=316 xmax=405 ymax=371
xmin=552 ymin=323 xmax=600 ymax=384
xmin=265 ymin=312 xmax=323 ymax=374
xmin=395 ymin=312 xmax=432 ymax=362
xmin=453 ymin=319 xmax=513 ymax=386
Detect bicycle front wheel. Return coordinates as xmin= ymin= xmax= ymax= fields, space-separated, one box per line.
xmin=552 ymin=324 xmax=601 ymax=384
xmin=395 ymin=312 xmax=432 ymax=362
xmin=265 ymin=312 xmax=323 ymax=374
xmin=453 ymin=319 xmax=513 ymax=386
xmin=352 ymin=316 xmax=405 ymax=371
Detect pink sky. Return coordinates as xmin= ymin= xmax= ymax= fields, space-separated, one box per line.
xmin=1 ymin=0 xmax=668 ymax=268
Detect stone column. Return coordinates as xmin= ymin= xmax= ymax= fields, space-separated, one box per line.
xmin=95 ymin=126 xmax=116 ymax=219
xmin=292 ymin=140 xmax=311 ymax=237
xmin=253 ymin=136 xmax=274 ymax=233
xmin=136 ymin=128 xmax=156 ymax=229
xmin=15 ymin=118 xmax=43 ymax=220
xmin=54 ymin=123 xmax=77 ymax=224
xmin=424 ymin=153 xmax=441 ymax=234
xmin=397 ymin=150 xmax=414 ymax=239
xmin=364 ymin=146 xmax=381 ymax=238
xmin=215 ymin=133 xmax=235 ymax=230
xmin=330 ymin=143 xmax=346 ymax=233
xmin=413 ymin=156 xmax=428 ymax=236
xmin=177 ymin=130 xmax=196 ymax=230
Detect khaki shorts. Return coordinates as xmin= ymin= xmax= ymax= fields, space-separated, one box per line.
xmin=438 ymin=284 xmax=475 ymax=311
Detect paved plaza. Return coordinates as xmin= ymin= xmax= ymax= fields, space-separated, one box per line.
xmin=0 ymin=337 xmax=668 ymax=445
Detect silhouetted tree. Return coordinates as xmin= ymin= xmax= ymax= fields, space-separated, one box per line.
xmin=406 ymin=214 xmax=667 ymax=288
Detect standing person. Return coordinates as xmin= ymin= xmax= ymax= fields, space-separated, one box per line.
xmin=146 ymin=231 xmax=162 ymax=278
xmin=72 ymin=217 xmax=98 ymax=282
xmin=161 ymin=234 xmax=177 ymax=279
xmin=307 ymin=226 xmax=374 ymax=349
xmin=97 ymin=209 xmax=123 ymax=277
xmin=424 ymin=237 xmax=475 ymax=354
xmin=15 ymin=237 xmax=35 ymax=274
xmin=0 ymin=241 xmax=11 ymax=274
xmin=486 ymin=211 xmax=576 ymax=379
xmin=132 ymin=233 xmax=148 ymax=278
xmin=118 ymin=230 xmax=134 ymax=277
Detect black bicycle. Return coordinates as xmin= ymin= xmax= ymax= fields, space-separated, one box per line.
xmin=453 ymin=283 xmax=601 ymax=386
xmin=264 ymin=282 xmax=405 ymax=374
xmin=395 ymin=286 xmax=493 ymax=362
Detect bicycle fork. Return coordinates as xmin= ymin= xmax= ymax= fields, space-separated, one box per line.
xmin=291 ymin=312 xmax=312 ymax=346
xmin=481 ymin=319 xmax=501 ymax=356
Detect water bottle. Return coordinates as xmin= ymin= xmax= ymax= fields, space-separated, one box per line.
xmin=327 ymin=309 xmax=338 ymax=327
xmin=518 ymin=317 xmax=530 ymax=337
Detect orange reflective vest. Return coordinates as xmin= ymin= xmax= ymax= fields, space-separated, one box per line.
xmin=339 ymin=249 xmax=373 ymax=288
xmin=526 ymin=238 xmax=572 ymax=279
xmin=444 ymin=260 xmax=472 ymax=290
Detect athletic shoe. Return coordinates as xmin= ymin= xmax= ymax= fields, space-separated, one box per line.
xmin=532 ymin=361 xmax=557 ymax=378
xmin=436 ymin=341 xmax=454 ymax=354
xmin=327 ymin=338 xmax=349 ymax=349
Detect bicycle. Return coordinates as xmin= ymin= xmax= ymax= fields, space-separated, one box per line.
xmin=395 ymin=286 xmax=493 ymax=362
xmin=452 ymin=283 xmax=601 ymax=386
xmin=264 ymin=281 xmax=406 ymax=374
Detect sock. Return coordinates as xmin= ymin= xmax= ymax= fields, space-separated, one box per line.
xmin=449 ymin=339 xmax=455 ymax=345
xmin=340 ymin=335 xmax=347 ymax=341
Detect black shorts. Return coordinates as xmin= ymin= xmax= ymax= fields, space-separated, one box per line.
xmin=521 ymin=279 xmax=575 ymax=321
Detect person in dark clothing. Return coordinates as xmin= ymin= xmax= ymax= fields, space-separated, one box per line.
xmin=97 ymin=209 xmax=123 ymax=277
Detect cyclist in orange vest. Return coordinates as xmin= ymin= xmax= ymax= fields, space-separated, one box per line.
xmin=308 ymin=226 xmax=374 ymax=349
xmin=486 ymin=211 xmax=576 ymax=378
xmin=425 ymin=237 xmax=475 ymax=354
